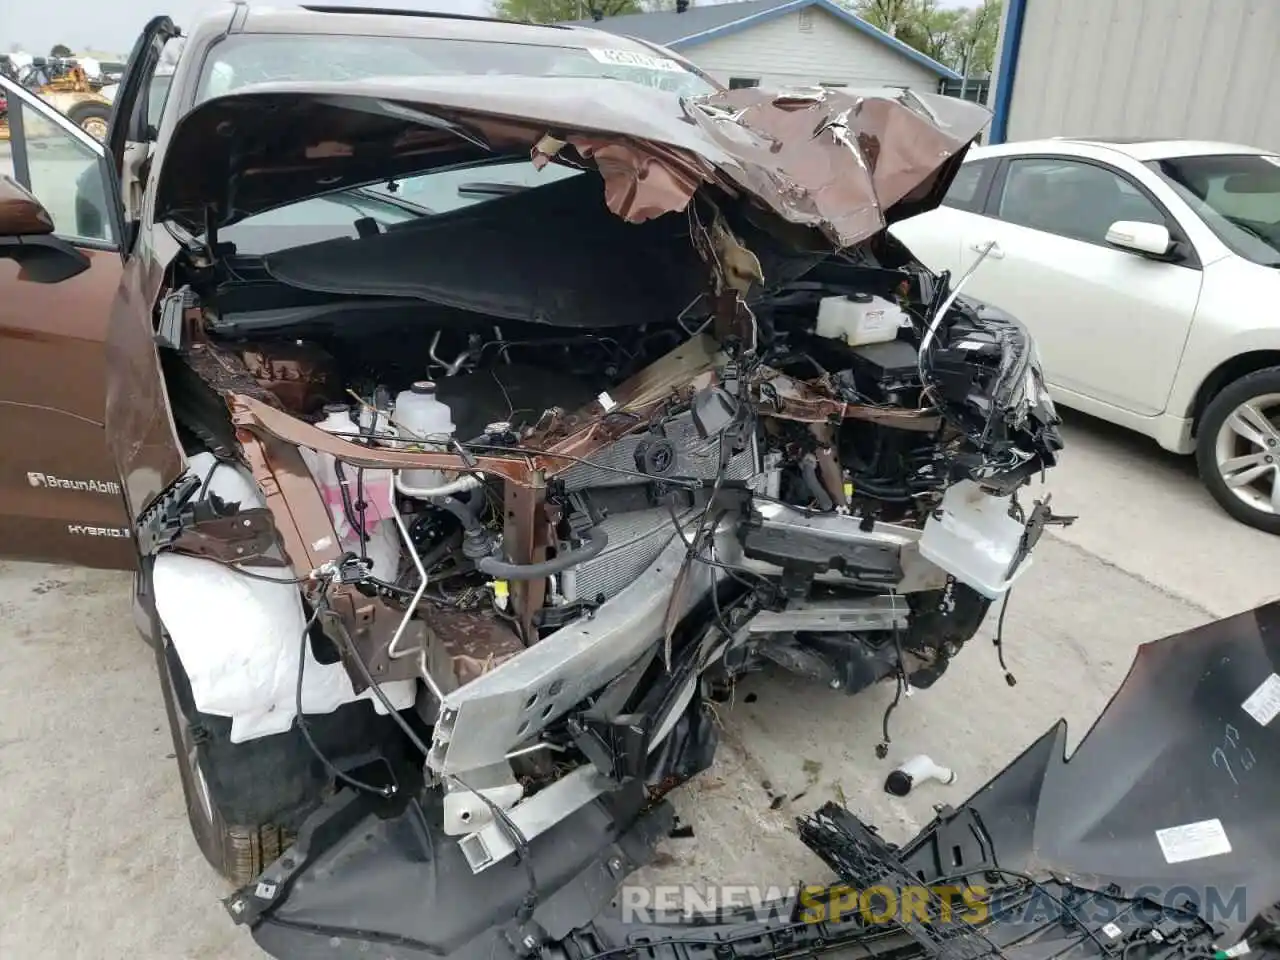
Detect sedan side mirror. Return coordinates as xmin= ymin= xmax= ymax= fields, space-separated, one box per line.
xmin=0 ymin=175 xmax=54 ymax=237
xmin=1105 ymin=220 xmax=1173 ymax=258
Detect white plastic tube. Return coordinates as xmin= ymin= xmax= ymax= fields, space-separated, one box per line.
xmin=884 ymin=754 xmax=956 ymax=797
xmin=394 ymin=472 xmax=484 ymax=499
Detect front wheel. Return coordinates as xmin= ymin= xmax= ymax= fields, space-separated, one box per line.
xmin=1196 ymin=367 xmax=1280 ymax=534
xmin=155 ymin=635 xmax=290 ymax=887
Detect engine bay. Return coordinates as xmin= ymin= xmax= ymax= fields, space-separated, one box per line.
xmin=142 ymin=137 xmax=1066 ymax=880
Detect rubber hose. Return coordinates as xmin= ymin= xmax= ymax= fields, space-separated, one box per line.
xmin=476 ymin=526 xmax=610 ymax=581
xmin=431 ymin=494 xmax=482 ymax=533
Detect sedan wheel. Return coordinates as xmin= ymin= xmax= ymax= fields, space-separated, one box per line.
xmin=1197 ymin=369 xmax=1280 ymax=534
xmin=1215 ymin=395 xmax=1280 ymax=510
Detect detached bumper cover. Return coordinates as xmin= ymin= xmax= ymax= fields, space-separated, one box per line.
xmin=231 ymin=602 xmax=1280 ymax=960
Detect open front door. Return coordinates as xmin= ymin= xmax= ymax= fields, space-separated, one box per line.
xmin=107 ymin=16 xmax=180 ymax=228
xmin=0 ymin=16 xmax=180 ymax=569
xmin=0 ymin=76 xmax=133 ymax=568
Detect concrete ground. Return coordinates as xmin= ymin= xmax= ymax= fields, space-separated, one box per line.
xmin=3 ymin=409 xmax=1280 ymax=958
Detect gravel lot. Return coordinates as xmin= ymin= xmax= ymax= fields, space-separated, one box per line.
xmin=2 ymin=409 xmax=1280 ymax=959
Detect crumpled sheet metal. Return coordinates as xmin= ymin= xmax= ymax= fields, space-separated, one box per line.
xmin=685 ymin=86 xmax=988 ymax=248
xmin=155 ymin=75 xmax=990 ymax=249
xmin=536 ymin=133 xmax=711 ymax=224
xmin=751 ymin=366 xmax=942 ymax=431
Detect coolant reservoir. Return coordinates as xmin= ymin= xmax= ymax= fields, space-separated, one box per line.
xmin=816 ymin=293 xmax=908 ymax=347
xmin=394 ymin=381 xmax=455 ymax=491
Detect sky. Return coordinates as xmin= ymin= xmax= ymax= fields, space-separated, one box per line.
xmin=4 ymin=0 xmax=489 ymax=57
xmin=3 ymin=0 xmax=970 ymax=59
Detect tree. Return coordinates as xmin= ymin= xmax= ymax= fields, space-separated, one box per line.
xmin=50 ymin=43 xmax=73 ymax=57
xmin=490 ymin=0 xmax=642 ymax=23
xmin=850 ymin=0 xmax=1002 ymax=75
xmin=956 ymin=0 xmax=1002 ymax=76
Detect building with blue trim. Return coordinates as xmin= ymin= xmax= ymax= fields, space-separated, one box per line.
xmin=988 ymin=0 xmax=1280 ymax=150
xmin=563 ymin=0 xmax=960 ymax=95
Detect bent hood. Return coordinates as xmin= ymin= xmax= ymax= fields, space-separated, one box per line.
xmin=153 ymin=75 xmax=990 ymax=248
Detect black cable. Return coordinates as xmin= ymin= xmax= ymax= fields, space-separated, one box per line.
xmin=353 ymin=404 xmax=384 ymax=564
xmin=875 ymin=615 xmax=908 ymax=760
xmin=304 ymin=429 xmax=700 ymax=489
xmin=663 ymin=435 xmax=730 ymax=647
xmin=446 ymin=772 xmax=540 ymax=925
xmin=333 ymin=461 xmax=370 ymax=547
xmin=663 ymin=493 xmax=774 ymax=588
xmin=993 ymin=587 xmax=1017 ymax=686
xmin=663 ymin=493 xmax=777 ymax=594
xmin=196 ymin=555 xmax=318 ymax=584
xmin=198 ymin=457 xmax=225 ymax=500
xmin=703 ymin=512 xmax=737 ymax=640
xmin=355 ymin=467 xmax=369 ymax=562
xmin=336 ymin=622 xmax=540 ymax=925
xmin=295 ymin=594 xmax=394 ymax=799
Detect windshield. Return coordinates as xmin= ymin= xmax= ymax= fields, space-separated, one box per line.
xmin=1148 ymin=154 xmax=1280 ymax=266
xmin=220 ymin=156 xmax=584 ymax=256
xmin=196 ymin=33 xmax=717 ymax=102
xmin=196 ymin=32 xmax=712 ymax=252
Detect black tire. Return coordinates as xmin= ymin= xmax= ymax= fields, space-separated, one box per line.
xmin=147 ymin=581 xmax=406 ymax=888
xmin=155 ymin=635 xmax=289 ymax=888
xmin=66 ymin=100 xmax=111 ymax=140
xmin=1196 ymin=366 xmax=1280 ymax=535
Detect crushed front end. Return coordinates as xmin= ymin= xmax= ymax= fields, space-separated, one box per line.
xmin=231 ymin=601 xmax=1280 ymax=960
xmin=132 ymin=79 xmax=1072 ymax=951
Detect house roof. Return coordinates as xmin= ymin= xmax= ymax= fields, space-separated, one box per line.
xmin=562 ymin=0 xmax=961 ymax=80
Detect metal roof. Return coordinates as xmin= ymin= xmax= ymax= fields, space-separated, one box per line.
xmin=560 ymin=0 xmax=961 ymax=79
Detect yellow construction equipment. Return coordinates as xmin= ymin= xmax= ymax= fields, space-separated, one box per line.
xmin=0 ymin=57 xmax=113 ymax=142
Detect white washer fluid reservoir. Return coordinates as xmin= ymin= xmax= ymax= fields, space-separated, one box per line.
xmin=918 ymin=480 xmax=1031 ymax=599
xmin=816 ymin=293 xmax=908 ymax=347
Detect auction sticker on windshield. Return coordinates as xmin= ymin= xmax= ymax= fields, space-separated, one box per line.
xmin=587 ymin=47 xmax=684 ymax=72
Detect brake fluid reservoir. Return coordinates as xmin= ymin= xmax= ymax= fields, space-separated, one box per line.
xmin=816 ymin=293 xmax=907 ymax=347
xmin=394 ymin=381 xmax=455 ymax=491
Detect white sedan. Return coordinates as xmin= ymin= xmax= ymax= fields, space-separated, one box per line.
xmin=892 ymin=138 xmax=1280 ymax=533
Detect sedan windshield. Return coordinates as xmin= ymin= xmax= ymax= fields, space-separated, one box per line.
xmin=1148 ymin=154 xmax=1280 ymax=266
xmin=196 ymin=33 xmax=717 ymax=102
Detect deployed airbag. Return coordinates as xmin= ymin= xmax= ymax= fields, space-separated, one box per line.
xmin=153 ymin=454 xmax=415 ymax=743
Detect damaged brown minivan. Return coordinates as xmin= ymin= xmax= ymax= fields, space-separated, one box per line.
xmin=0 ymin=6 xmax=1070 ymax=957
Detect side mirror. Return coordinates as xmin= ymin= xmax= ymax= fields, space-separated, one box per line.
xmin=0 ymin=176 xmax=90 ymax=283
xmin=0 ymin=175 xmax=55 ymax=237
xmin=1105 ymin=220 xmax=1173 ymax=258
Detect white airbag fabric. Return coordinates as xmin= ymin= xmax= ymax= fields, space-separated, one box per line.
xmin=153 ymin=454 xmax=414 ymax=743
